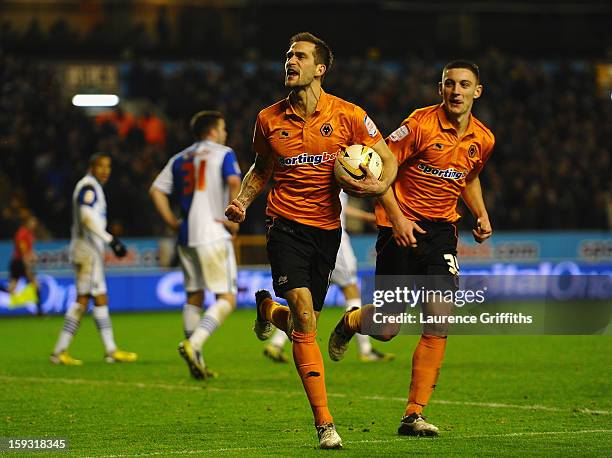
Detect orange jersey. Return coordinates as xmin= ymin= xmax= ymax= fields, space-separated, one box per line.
xmin=376 ymin=104 xmax=495 ymax=225
xmin=253 ymin=90 xmax=383 ymax=229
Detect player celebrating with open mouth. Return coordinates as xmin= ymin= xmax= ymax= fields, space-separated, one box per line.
xmin=225 ymin=32 xmax=397 ymax=449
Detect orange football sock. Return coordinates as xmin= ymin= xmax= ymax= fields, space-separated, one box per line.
xmin=406 ymin=334 xmax=448 ymax=416
xmin=292 ymin=330 xmax=333 ymax=426
xmin=261 ymin=298 xmax=289 ymax=332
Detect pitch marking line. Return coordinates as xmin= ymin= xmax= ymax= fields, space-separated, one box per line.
xmin=89 ymin=429 xmax=612 ymax=457
xmin=1 ymin=374 xmax=610 ymax=416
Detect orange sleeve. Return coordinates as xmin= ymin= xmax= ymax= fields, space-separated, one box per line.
xmin=385 ymin=117 xmax=422 ymax=164
xmin=350 ymin=105 xmax=383 ymax=147
xmin=481 ymin=132 xmax=495 ymax=165
xmin=252 ymin=114 xmax=273 ymax=158
xmin=468 ymin=131 xmax=495 ymax=179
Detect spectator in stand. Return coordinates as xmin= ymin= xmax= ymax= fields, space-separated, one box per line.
xmin=138 ymin=109 xmax=167 ymax=146
xmin=95 ymin=107 xmax=136 ymax=139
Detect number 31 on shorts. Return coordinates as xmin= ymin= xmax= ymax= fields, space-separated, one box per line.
xmin=443 ymin=254 xmax=460 ymax=276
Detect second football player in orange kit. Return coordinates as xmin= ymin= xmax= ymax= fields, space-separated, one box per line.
xmin=329 ymin=60 xmax=495 ymax=437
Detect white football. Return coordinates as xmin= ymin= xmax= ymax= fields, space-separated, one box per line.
xmin=334 ymin=144 xmax=383 ymax=182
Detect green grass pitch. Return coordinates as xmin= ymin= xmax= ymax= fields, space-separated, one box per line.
xmin=0 ymin=309 xmax=610 ymax=456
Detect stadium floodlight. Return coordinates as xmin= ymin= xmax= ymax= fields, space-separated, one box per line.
xmin=72 ymin=94 xmax=120 ymax=107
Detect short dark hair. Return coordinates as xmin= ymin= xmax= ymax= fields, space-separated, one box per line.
xmin=89 ymin=152 xmax=111 ymax=167
xmin=289 ymin=32 xmax=333 ymax=74
xmin=190 ymin=111 xmax=224 ymax=139
xmin=443 ymin=60 xmax=480 ymax=82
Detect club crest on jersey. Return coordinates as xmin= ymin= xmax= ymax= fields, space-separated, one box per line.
xmin=364 ymin=115 xmax=378 ymax=137
xmin=320 ymin=123 xmax=333 ymax=137
xmin=278 ymin=151 xmax=337 ymax=167
xmin=468 ymin=144 xmax=478 ymax=157
xmin=417 ymin=162 xmax=466 ymax=180
xmin=389 ymin=125 xmax=410 ymax=142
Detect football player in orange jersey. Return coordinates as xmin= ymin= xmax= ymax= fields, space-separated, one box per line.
xmin=329 ymin=60 xmax=495 ymax=437
xmin=225 ymin=32 xmax=397 ymax=449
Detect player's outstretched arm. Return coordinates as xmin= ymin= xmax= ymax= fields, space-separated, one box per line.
xmin=461 ymin=175 xmax=492 ymax=243
xmin=149 ymin=187 xmax=180 ymax=231
xmin=340 ymin=139 xmax=397 ymax=197
xmin=377 ymin=189 xmax=426 ymax=248
xmin=225 ymin=153 xmax=273 ymax=223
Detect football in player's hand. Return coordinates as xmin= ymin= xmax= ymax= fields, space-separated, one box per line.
xmin=334 ymin=144 xmax=383 ymax=183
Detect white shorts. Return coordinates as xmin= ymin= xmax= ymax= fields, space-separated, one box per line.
xmin=72 ymin=239 xmax=107 ymax=297
xmin=178 ymin=240 xmax=237 ymax=294
xmin=330 ymin=231 xmax=358 ymax=287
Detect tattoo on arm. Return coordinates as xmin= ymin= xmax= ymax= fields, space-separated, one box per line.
xmin=237 ymin=153 xmax=274 ymax=208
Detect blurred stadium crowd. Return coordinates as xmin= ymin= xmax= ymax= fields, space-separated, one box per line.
xmin=1 ymin=48 xmax=611 ymax=240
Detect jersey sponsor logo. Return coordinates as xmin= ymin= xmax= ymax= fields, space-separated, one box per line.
xmin=389 ymin=124 xmax=410 ymax=142
xmin=364 ymin=115 xmax=378 ymax=137
xmin=278 ymin=151 xmax=337 ymax=167
xmin=320 ymin=123 xmax=333 ymax=137
xmin=417 ymin=162 xmax=466 ymax=180
xmin=468 ymin=144 xmax=478 ymax=157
